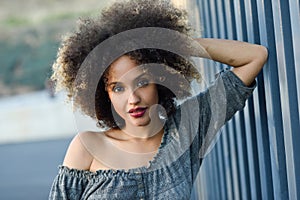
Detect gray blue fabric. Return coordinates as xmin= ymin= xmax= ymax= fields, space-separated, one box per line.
xmin=49 ymin=70 xmax=256 ymax=200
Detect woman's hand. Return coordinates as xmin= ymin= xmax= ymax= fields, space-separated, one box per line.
xmin=195 ymin=38 xmax=268 ymax=86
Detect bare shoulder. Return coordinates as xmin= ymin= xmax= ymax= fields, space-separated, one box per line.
xmin=63 ymin=132 xmax=97 ymax=170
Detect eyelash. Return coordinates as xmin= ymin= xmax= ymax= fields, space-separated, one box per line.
xmin=111 ymin=79 xmax=150 ymax=93
xmin=137 ymin=79 xmax=149 ymax=87
xmin=112 ymin=85 xmax=124 ymax=93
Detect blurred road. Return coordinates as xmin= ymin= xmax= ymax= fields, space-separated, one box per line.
xmin=0 ymin=138 xmax=72 ymax=200
xmin=0 ymin=137 xmax=202 ymax=200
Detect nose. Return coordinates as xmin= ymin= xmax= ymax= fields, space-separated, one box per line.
xmin=128 ymin=90 xmax=141 ymax=105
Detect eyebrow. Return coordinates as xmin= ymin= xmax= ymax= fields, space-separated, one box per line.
xmin=107 ymin=73 xmax=150 ymax=87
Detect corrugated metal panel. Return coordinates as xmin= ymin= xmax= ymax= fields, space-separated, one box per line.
xmin=188 ymin=0 xmax=300 ymax=199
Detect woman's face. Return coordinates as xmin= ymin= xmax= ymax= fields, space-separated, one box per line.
xmin=106 ymin=55 xmax=159 ymax=127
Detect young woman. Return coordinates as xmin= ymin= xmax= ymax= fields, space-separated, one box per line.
xmin=49 ymin=0 xmax=268 ymax=199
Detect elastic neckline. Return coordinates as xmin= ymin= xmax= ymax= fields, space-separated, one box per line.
xmin=59 ymin=118 xmax=173 ymax=177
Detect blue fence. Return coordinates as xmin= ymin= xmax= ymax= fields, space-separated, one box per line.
xmin=189 ymin=0 xmax=300 ymax=199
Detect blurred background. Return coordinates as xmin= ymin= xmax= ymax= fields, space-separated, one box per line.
xmin=0 ymin=1 xmax=187 ymax=199
xmin=0 ymin=0 xmax=110 ymax=199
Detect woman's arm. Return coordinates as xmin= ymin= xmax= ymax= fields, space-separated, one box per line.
xmin=195 ymin=38 xmax=268 ymax=86
xmin=63 ymin=133 xmax=93 ymax=170
xmin=49 ymin=133 xmax=93 ymax=200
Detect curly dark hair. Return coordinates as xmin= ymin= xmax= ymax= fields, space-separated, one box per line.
xmin=51 ymin=0 xmax=201 ymax=129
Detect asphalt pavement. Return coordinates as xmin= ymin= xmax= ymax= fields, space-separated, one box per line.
xmin=0 ymin=137 xmax=72 ymax=200
xmin=0 ymin=137 xmax=202 ymax=200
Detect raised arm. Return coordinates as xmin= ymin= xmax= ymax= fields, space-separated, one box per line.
xmin=195 ymin=38 xmax=268 ymax=86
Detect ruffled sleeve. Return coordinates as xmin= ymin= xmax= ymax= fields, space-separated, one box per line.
xmin=48 ymin=166 xmax=90 ymax=200
xmin=195 ymin=69 xmax=256 ymax=154
xmin=220 ymin=69 xmax=256 ymax=121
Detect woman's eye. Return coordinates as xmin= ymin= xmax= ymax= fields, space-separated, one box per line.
xmin=112 ymin=85 xmax=124 ymax=93
xmin=137 ymin=79 xmax=149 ymax=87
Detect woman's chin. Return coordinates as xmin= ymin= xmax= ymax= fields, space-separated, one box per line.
xmin=129 ymin=118 xmax=151 ymax=127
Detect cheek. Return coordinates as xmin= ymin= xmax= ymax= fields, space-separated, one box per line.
xmin=147 ymin=87 xmax=159 ymax=104
xmin=107 ymin=92 xmax=114 ymax=102
xmin=110 ymin=95 xmax=121 ymax=108
xmin=109 ymin=94 xmax=127 ymax=115
xmin=154 ymin=91 xmax=159 ymax=103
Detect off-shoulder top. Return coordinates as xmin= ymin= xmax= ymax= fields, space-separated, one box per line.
xmin=49 ymin=70 xmax=256 ymax=200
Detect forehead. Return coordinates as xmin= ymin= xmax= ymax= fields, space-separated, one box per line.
xmin=108 ymin=55 xmax=143 ymax=82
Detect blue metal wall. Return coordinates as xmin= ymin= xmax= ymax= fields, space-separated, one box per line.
xmin=190 ymin=0 xmax=300 ymax=199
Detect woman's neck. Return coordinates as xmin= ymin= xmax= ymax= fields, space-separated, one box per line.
xmin=122 ymin=116 xmax=165 ymax=141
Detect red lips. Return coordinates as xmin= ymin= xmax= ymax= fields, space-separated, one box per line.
xmin=128 ymin=107 xmax=147 ymax=118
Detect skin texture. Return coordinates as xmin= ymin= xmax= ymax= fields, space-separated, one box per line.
xmin=195 ymin=38 xmax=268 ymax=86
xmin=106 ymin=56 xmax=159 ymax=129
